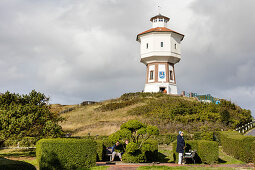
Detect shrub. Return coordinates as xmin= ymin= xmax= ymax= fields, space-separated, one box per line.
xmin=141 ymin=140 xmax=158 ymax=162
xmin=19 ymin=137 xmax=37 ymax=147
xmin=96 ymin=99 xmax=141 ymax=112
xmin=122 ymin=140 xmax=158 ymax=163
xmin=173 ymin=140 xmax=218 ymax=164
xmin=220 ymin=131 xmax=255 ymax=163
xmin=3 ymin=137 xmax=38 ymax=147
xmin=36 ymin=138 xmax=97 ymax=169
xmin=0 ymin=157 xmax=36 ymax=170
xmin=194 ymin=132 xmax=214 ymax=141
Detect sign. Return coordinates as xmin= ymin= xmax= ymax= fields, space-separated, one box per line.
xmin=159 ymin=71 xmax=165 ymax=79
xmin=216 ymin=100 xmax=221 ymax=104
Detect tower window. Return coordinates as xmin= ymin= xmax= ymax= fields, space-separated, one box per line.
xmin=149 ymin=71 xmax=154 ymax=80
xmin=175 ymin=44 xmax=177 ymax=49
xmin=170 ymin=70 xmax=173 ymax=80
xmin=161 ymin=42 xmax=163 ymax=47
xmin=146 ymin=43 xmax=148 ymax=49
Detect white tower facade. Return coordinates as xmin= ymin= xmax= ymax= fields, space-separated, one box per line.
xmin=136 ymin=14 xmax=184 ymax=94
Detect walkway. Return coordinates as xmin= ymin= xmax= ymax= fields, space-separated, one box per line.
xmin=245 ymin=128 xmax=255 ymax=136
xmin=97 ymin=162 xmax=254 ymax=169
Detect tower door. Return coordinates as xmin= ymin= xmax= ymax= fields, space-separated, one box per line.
xmin=159 ymin=87 xmax=166 ymax=92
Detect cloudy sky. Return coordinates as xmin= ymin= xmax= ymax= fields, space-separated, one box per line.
xmin=0 ymin=0 xmax=255 ymax=117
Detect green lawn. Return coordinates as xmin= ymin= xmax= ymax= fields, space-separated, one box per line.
xmin=218 ymin=146 xmax=245 ymax=164
xmin=158 ymin=145 xmax=246 ymax=165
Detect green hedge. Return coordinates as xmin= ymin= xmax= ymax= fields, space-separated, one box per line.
xmin=220 ymin=131 xmax=255 ymax=163
xmin=173 ymin=140 xmax=218 ymax=164
xmin=95 ymin=140 xmax=104 ymax=161
xmin=252 ymin=141 xmax=255 ymax=164
xmin=194 ymin=132 xmax=214 ymax=141
xmin=154 ymin=134 xmax=193 ymax=145
xmin=36 ymin=138 xmax=97 ymax=169
xmin=122 ymin=140 xmax=158 ymax=163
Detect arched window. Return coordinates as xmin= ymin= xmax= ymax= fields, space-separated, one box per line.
xmin=146 ymin=43 xmax=148 ymax=49
xmin=161 ymin=42 xmax=163 ymax=47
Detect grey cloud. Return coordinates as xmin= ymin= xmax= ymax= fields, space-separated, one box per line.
xmin=0 ymin=0 xmax=254 ymax=117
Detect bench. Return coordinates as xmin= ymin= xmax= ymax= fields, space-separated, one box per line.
xmin=106 ymin=147 xmax=113 ymax=161
xmin=183 ymin=150 xmax=196 ymax=164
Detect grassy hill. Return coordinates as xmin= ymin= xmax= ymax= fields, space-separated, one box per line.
xmin=54 ymin=92 xmax=252 ymax=136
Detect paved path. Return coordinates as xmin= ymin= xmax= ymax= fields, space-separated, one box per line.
xmin=97 ymin=162 xmax=254 ymax=169
xmin=245 ymin=128 xmax=255 ymax=136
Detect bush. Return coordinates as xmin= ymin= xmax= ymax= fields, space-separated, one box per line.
xmin=194 ymin=132 xmax=214 ymax=141
xmin=122 ymin=140 xmax=158 ymax=163
xmin=3 ymin=137 xmax=37 ymax=147
xmin=96 ymin=99 xmax=141 ymax=112
xmin=141 ymin=140 xmax=158 ymax=162
xmin=156 ymin=134 xmax=177 ymax=145
xmin=0 ymin=157 xmax=36 ymax=170
xmin=220 ymin=131 xmax=255 ymax=163
xmin=173 ymin=140 xmax=218 ymax=164
xmin=36 ymin=138 xmax=97 ymax=169
xmin=19 ymin=137 xmax=37 ymax=147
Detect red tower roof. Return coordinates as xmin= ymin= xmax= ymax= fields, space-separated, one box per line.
xmin=136 ymin=27 xmax=184 ymax=41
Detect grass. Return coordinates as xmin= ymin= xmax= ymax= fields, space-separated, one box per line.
xmin=0 ymin=157 xmax=36 ymax=170
xmin=60 ymin=102 xmax=144 ymax=136
xmin=0 ymin=148 xmax=37 ymax=167
xmin=137 ymin=166 xmax=236 ymax=170
xmin=218 ymin=146 xmax=245 ymax=164
xmin=157 ymin=145 xmax=246 ymax=165
xmin=158 ymin=145 xmax=174 ymax=163
xmin=59 ymin=93 xmax=201 ymax=136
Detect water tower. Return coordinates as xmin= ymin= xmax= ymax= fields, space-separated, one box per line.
xmin=136 ymin=14 xmax=184 ymax=94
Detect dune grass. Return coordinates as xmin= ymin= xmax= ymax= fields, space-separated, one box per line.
xmin=60 ymin=102 xmax=144 ymax=136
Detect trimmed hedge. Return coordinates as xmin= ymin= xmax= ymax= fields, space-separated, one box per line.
xmin=155 ymin=134 xmax=193 ymax=145
xmin=122 ymin=140 xmax=158 ymax=163
xmin=95 ymin=140 xmax=104 ymax=161
xmin=220 ymin=131 xmax=255 ymax=163
xmin=194 ymin=132 xmax=214 ymax=141
xmin=252 ymin=141 xmax=255 ymax=164
xmin=173 ymin=140 xmax=218 ymax=164
xmin=36 ymin=138 xmax=97 ymax=169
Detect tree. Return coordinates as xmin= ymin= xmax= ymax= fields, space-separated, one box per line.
xmin=109 ymin=120 xmax=159 ymax=148
xmin=109 ymin=120 xmax=159 ymax=163
xmin=0 ymin=90 xmax=64 ymax=142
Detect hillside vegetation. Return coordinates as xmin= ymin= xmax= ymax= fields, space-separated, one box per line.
xmin=59 ymin=92 xmax=252 ymax=136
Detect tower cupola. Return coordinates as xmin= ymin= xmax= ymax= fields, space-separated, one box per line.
xmin=150 ymin=14 xmax=170 ymax=28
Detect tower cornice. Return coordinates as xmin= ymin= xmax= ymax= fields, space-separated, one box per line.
xmin=136 ymin=27 xmax=184 ymax=41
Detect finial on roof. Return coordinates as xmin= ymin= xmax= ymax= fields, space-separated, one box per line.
xmin=158 ymin=5 xmax=161 ymax=15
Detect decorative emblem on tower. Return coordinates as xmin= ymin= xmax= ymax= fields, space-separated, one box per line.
xmin=136 ymin=14 xmax=184 ymax=94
